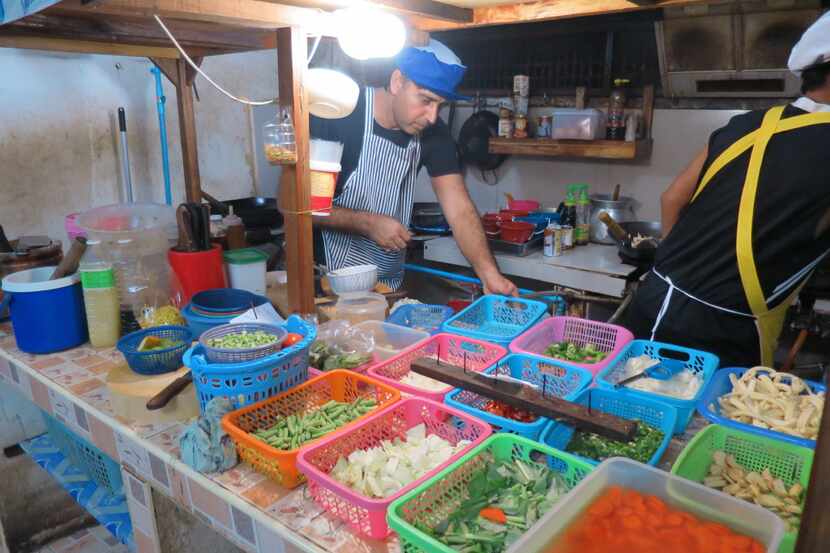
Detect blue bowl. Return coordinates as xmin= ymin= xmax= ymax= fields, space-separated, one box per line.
xmin=190 ymin=289 xmax=260 ymax=314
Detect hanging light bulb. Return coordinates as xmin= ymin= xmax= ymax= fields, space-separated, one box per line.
xmin=335 ymin=7 xmax=407 ymax=60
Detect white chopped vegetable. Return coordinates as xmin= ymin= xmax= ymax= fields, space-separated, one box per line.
xmin=399 ymin=371 xmax=449 ymax=392
xmin=330 ymin=423 xmax=470 ymax=498
xmin=718 ymin=366 xmax=824 ymax=440
xmin=617 ymin=355 xmax=702 ymax=399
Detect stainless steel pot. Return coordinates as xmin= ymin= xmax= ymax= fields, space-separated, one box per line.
xmin=589 ymin=194 xmax=637 ymax=244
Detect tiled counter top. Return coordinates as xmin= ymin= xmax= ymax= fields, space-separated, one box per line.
xmin=0 ymin=324 xmax=398 ymax=553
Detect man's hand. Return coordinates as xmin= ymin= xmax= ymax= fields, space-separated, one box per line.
xmin=363 ymin=214 xmax=412 ymax=251
xmin=481 ymin=272 xmax=518 ymax=296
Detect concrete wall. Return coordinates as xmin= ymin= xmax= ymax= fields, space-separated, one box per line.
xmin=0 ymin=48 xmax=279 ymax=245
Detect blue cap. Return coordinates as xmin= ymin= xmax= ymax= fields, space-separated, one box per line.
xmin=395 ymin=39 xmax=471 ymax=102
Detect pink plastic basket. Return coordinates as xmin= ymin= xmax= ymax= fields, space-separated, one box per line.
xmin=509 ymin=317 xmax=633 ymax=377
xmin=367 ymin=333 xmax=507 ymax=402
xmin=296 ymin=397 xmax=492 ymax=539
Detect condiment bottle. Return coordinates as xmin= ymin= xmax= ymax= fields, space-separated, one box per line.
xmin=223 ymin=206 xmax=247 ymax=250
xmin=79 ymin=240 xmax=120 ymax=347
xmin=562 ymin=186 xmax=576 ymax=249
xmin=575 ymin=184 xmax=591 ymax=246
xmin=607 ymin=78 xmax=630 ymax=141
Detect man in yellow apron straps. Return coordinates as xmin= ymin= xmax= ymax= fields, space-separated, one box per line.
xmin=625 ymin=13 xmax=830 ymax=368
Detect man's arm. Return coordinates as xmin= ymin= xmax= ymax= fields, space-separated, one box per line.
xmin=314 ymin=208 xmax=412 ymax=251
xmin=432 ymin=173 xmax=518 ymax=296
xmin=661 ymin=146 xmax=708 ymax=237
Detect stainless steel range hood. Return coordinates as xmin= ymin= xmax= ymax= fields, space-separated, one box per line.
xmin=656 ymin=1 xmax=822 ymax=98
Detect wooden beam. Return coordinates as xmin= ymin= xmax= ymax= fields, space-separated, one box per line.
xmin=264 ymin=0 xmax=471 ymax=22
xmin=174 ymin=58 xmax=202 ymax=203
xmin=412 ymin=0 xmax=712 ymax=31
xmin=0 ymin=35 xmax=179 ymax=57
xmin=49 ymin=0 xmax=329 ymax=32
xmin=150 ymin=57 xmax=179 ymax=86
xmin=642 ymin=84 xmax=655 ymax=140
xmin=794 ymin=370 xmax=830 ymax=553
xmin=277 ymin=27 xmax=316 ymax=315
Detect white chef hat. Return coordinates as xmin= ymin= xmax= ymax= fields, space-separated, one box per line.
xmin=788 ymin=11 xmax=830 ymax=75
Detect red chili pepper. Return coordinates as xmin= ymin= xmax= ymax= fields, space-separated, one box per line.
xmin=479 ymin=506 xmax=507 ymax=524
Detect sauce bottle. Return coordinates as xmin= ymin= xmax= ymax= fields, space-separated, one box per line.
xmin=80 ymin=240 xmax=120 ymax=347
xmin=606 ymin=78 xmax=630 ymax=141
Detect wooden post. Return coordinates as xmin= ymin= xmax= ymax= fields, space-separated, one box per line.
xmin=175 ymin=58 xmax=202 ymax=202
xmin=642 ymin=84 xmax=655 ymax=140
xmin=794 ymin=370 xmax=830 ymax=553
xmin=277 ymin=27 xmax=315 ymax=315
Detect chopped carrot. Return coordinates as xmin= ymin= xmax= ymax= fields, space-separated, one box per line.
xmin=621 ymin=515 xmax=644 ymax=530
xmin=478 ymin=506 xmax=507 ymax=524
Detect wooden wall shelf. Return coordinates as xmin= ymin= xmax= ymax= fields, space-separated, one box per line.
xmin=489 ymin=138 xmax=652 ymax=160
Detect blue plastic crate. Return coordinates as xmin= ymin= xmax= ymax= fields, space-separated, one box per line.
xmin=42 ymin=412 xmax=123 ymax=495
xmin=185 ymin=314 xmax=316 ymax=413
xmin=444 ymin=353 xmax=592 ymax=440
xmin=440 ymin=295 xmax=548 ymax=346
xmin=697 ymin=367 xmax=824 ymax=450
xmin=386 ymin=304 xmax=454 ymax=335
xmin=539 ymin=387 xmax=678 ymax=467
xmin=595 ymin=339 xmax=719 ymax=434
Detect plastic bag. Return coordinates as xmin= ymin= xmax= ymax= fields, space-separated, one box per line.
xmin=309 ymin=320 xmax=375 ymax=371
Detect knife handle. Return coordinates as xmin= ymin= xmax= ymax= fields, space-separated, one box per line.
xmin=146 ymin=372 xmax=193 ymax=411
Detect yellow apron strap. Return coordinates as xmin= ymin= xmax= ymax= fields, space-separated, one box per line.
xmin=690 ymin=110 xmax=830 ymax=203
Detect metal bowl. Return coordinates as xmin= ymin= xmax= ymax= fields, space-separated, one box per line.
xmin=619 ymin=221 xmax=661 ymax=239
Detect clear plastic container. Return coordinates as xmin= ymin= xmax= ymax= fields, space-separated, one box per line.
xmin=507 ymin=458 xmax=785 ymax=553
xmin=551 ymin=108 xmax=606 ymax=140
xmin=80 ymin=240 xmax=120 ymax=347
xmin=263 ymin=108 xmax=297 ymax=165
xmin=333 ymin=292 xmax=388 ymax=325
xmin=352 ymin=320 xmax=428 ymax=360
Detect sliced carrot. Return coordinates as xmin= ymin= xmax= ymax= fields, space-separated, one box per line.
xmin=478 ymin=506 xmax=507 ymax=524
xmin=664 ymin=513 xmax=684 ymax=527
xmin=621 ymin=515 xmax=644 ymax=530
xmin=725 ymin=534 xmax=753 ymax=551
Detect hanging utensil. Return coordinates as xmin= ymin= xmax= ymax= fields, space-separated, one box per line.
xmin=200 ymin=204 xmax=211 ymax=250
xmin=612 ymin=184 xmax=621 ymax=201
xmin=118 ymin=107 xmax=134 ymax=203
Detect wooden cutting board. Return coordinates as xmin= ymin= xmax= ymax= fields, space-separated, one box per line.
xmin=106 ymin=362 xmax=199 ymax=425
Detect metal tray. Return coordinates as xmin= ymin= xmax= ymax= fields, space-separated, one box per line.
xmin=488 ymin=235 xmax=543 ymax=257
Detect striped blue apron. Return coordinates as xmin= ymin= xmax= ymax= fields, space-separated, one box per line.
xmin=322 ymin=88 xmax=422 ymax=290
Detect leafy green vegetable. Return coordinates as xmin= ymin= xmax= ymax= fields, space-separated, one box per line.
xmin=566 ymin=421 xmax=664 ymax=464
xmin=421 ymin=454 xmax=570 ymax=553
xmin=543 ymin=341 xmax=608 ymax=364
xmin=309 ymin=340 xmax=372 ymax=371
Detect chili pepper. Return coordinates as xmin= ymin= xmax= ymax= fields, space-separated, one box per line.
xmin=479 ymin=507 xmax=507 ymax=524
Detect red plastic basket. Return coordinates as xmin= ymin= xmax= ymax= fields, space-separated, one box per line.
xmin=296 ymin=397 xmax=492 ymax=539
xmin=367 ymin=333 xmax=507 ymax=402
xmin=509 ymin=317 xmax=633 ymax=377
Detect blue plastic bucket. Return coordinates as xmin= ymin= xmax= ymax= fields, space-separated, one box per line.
xmin=1 ymin=266 xmax=88 ymax=353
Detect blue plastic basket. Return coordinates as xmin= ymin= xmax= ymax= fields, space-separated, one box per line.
xmin=440 ymin=295 xmax=548 ymax=346
xmin=697 ymin=367 xmax=824 ymax=450
xmin=185 ymin=315 xmax=316 ymax=413
xmin=444 ymin=353 xmax=592 ymax=440
xmin=117 ymin=325 xmax=192 ymax=375
xmin=386 ymin=304 xmax=454 ymax=335
xmin=42 ymin=412 xmax=123 ymax=495
xmin=595 ymin=339 xmax=719 ymax=434
xmin=539 ymin=387 xmax=678 ymax=467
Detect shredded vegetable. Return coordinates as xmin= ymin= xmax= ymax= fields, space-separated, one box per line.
xmin=399 ymin=371 xmax=450 ymax=392
xmin=543 ymin=341 xmax=607 ymax=364
xmin=566 ymin=421 xmax=664 ymax=464
xmin=617 ymin=355 xmax=702 ymax=399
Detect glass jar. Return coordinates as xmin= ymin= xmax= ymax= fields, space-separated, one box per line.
xmin=263 ymin=108 xmax=297 ymax=165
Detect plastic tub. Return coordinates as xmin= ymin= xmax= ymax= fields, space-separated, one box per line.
xmin=445 ymin=353 xmax=592 ymax=440
xmin=595 ymin=339 xmax=720 ymax=434
xmin=509 ymin=316 xmax=634 ymax=377
xmin=500 ymin=220 xmax=536 ymax=243
xmin=506 ymin=457 xmax=785 ymax=553
xmin=352 ymin=320 xmax=429 ymax=361
xmin=1 ymin=267 xmax=88 ymax=354
xmin=540 ymin=387 xmax=677 ymax=466
xmin=223 ymin=248 xmax=267 ymax=296
xmin=671 ymin=424 xmax=813 ymax=553
xmin=441 ymin=294 xmax=548 ymax=346
xmin=297 ymin=398 xmax=492 ymax=539
xmin=388 ymin=434 xmax=595 ymax=553
xmin=367 ymin=332 xmax=507 ymax=403
xmin=697 ymin=367 xmax=824 ymax=449
xmin=550 ymin=108 xmax=606 ymax=140
xmin=221 ymin=369 xmax=400 ymax=488
xmin=332 ymin=292 xmax=387 ymax=325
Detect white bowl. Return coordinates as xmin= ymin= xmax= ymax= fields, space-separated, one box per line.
xmin=327 ymin=264 xmax=378 ymax=295
xmin=307 ymin=68 xmax=360 ymax=119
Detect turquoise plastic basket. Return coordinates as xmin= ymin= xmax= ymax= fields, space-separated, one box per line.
xmin=440 ymin=294 xmax=548 ymax=346
xmin=444 ymin=353 xmax=592 ymax=440
xmin=539 ymin=387 xmax=677 ymax=467
xmin=595 ymin=339 xmax=719 ymax=434
xmin=42 ymin=412 xmax=123 ymax=495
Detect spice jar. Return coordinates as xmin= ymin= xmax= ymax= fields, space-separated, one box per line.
xmin=514 ymin=114 xmax=528 ymax=138
xmin=263 ymin=108 xmax=297 ymax=165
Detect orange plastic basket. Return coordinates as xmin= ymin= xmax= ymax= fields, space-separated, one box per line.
xmin=221 ymin=369 xmax=400 ymax=488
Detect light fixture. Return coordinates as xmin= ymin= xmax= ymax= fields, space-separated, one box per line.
xmin=335 ymin=7 xmax=406 ymax=60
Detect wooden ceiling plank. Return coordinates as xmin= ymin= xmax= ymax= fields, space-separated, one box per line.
xmin=0 ymin=35 xmax=180 ymax=57
xmin=261 ymin=0 xmax=471 ymax=22
xmin=412 ymin=0 xmax=712 ymax=31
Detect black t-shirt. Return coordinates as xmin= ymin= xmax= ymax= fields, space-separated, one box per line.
xmin=654 ymin=104 xmax=830 ymax=312
xmin=310 ymin=87 xmax=461 ymax=198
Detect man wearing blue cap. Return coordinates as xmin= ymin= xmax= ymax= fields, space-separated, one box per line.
xmin=311 ymin=39 xmax=517 ymax=295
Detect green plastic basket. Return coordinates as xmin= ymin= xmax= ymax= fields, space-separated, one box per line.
xmin=387 ymin=433 xmax=594 ymax=553
xmin=671 ymin=424 xmax=813 ymax=553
